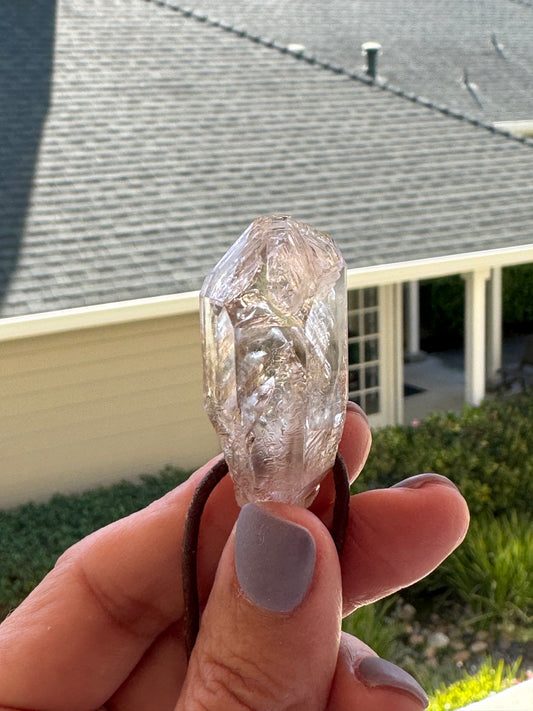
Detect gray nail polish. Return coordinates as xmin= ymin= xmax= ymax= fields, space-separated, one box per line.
xmin=357 ymin=656 xmax=429 ymax=708
xmin=391 ymin=472 xmax=460 ymax=492
xmin=235 ymin=504 xmax=316 ymax=613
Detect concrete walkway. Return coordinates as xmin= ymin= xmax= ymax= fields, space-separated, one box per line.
xmin=457 ymin=677 xmax=533 ymax=710
xmin=403 ymin=336 xmax=527 ymax=424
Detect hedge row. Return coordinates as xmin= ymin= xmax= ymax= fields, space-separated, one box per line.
xmin=354 ymin=389 xmax=533 ymax=518
xmin=0 ymin=467 xmax=190 ymax=618
xmin=1 ymin=390 xmax=532 ymax=621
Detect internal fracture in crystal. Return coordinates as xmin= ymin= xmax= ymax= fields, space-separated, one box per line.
xmin=200 ymin=215 xmax=348 ymax=506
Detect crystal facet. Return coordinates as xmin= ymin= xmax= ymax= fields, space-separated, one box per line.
xmin=200 ymin=215 xmax=348 ymax=506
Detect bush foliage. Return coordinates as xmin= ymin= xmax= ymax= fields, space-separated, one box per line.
xmin=351 ymin=390 xmax=533 ymax=631
xmin=428 ymin=658 xmax=524 ymax=711
xmin=354 ymin=390 xmax=533 ymax=518
xmin=437 ymin=512 xmax=532 ymax=627
xmin=0 ymin=467 xmax=190 ymax=618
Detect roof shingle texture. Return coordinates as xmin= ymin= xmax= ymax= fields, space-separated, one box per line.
xmin=178 ymin=0 xmax=533 ymax=123
xmin=0 ymin=0 xmax=532 ymax=318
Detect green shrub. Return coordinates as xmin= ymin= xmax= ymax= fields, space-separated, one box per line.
xmin=342 ymin=597 xmax=402 ymax=660
xmin=355 ymin=390 xmax=533 ymax=518
xmin=0 ymin=466 xmax=191 ymax=618
xmin=503 ymin=264 xmax=533 ymax=333
xmin=420 ymin=265 xmax=533 ymax=350
xmin=353 ymin=391 xmax=533 ymax=621
xmin=435 ymin=512 xmax=532 ymax=629
xmin=428 ymin=658 xmax=523 ymax=711
xmin=420 ymin=276 xmax=465 ymax=350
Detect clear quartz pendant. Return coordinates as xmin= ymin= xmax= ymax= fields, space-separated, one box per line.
xmin=200 ymin=215 xmax=348 ymax=507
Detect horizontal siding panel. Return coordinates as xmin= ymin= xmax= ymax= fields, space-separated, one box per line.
xmin=0 ymin=313 xmax=222 ymax=506
xmin=1 ymin=362 xmax=202 ymax=415
xmin=0 ymin=318 xmax=202 ymax=376
xmin=1 ymin=342 xmax=203 ymax=399
xmin=1 ymin=376 xmax=205 ymax=452
xmin=0 ymin=417 xmax=220 ymax=506
xmin=2 ymin=392 xmax=205 ymax=457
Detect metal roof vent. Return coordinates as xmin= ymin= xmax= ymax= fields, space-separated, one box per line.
xmin=362 ymin=41 xmax=381 ymax=79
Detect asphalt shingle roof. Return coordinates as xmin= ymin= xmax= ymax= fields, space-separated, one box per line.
xmin=178 ymin=0 xmax=533 ymax=123
xmin=1 ymin=0 xmax=532 ymax=318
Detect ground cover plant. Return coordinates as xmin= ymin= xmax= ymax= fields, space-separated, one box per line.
xmin=0 ymin=390 xmax=531 ymax=699
xmin=0 ymin=467 xmax=190 ymax=619
xmin=428 ymin=658 xmax=525 ymax=711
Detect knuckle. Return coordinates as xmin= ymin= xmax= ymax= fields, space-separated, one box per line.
xmin=190 ymin=643 xmax=286 ymax=711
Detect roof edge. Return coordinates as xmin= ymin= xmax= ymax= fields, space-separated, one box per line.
xmin=1 ymin=245 xmax=532 ymax=341
xmin=347 ymin=244 xmax=533 ymax=288
xmin=0 ymin=291 xmax=200 ymax=342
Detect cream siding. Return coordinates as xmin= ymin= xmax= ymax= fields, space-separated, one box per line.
xmin=0 ymin=313 xmax=220 ymax=507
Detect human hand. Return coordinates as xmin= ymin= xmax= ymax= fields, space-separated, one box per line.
xmin=0 ymin=404 xmax=469 ymax=710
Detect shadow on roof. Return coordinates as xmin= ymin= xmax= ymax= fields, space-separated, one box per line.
xmin=0 ymin=0 xmax=56 ymax=308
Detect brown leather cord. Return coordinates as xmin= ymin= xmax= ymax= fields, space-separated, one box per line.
xmin=182 ymin=453 xmax=350 ymax=660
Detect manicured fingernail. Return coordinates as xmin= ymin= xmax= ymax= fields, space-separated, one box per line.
xmin=356 ymin=656 xmax=429 ymax=708
xmin=235 ymin=504 xmax=316 ymax=613
xmin=391 ymin=472 xmax=460 ymax=492
xmin=346 ymin=400 xmax=369 ymax=424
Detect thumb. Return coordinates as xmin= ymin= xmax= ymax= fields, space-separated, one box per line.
xmin=177 ymin=503 xmax=342 ymax=711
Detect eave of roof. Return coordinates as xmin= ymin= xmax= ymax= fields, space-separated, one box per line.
xmin=2 ymin=242 xmax=532 ymax=343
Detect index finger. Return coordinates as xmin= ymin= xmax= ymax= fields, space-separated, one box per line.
xmin=0 ymin=407 xmax=369 ymax=710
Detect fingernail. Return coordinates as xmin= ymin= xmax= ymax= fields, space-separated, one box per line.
xmin=391 ymin=472 xmax=460 ymax=492
xmin=346 ymin=400 xmax=369 ymax=424
xmin=356 ymin=656 xmax=429 ymax=708
xmin=235 ymin=504 xmax=316 ymax=613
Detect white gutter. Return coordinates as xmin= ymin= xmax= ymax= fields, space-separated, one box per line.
xmin=1 ymin=244 xmax=532 ymax=342
xmin=346 ymin=243 xmax=533 ymax=289
xmin=0 ymin=291 xmax=200 ymax=342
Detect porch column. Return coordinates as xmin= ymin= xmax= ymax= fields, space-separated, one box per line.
xmin=394 ymin=282 xmax=405 ymax=425
xmin=486 ymin=267 xmax=503 ymax=384
xmin=463 ymin=268 xmax=491 ymax=405
xmin=404 ymin=280 xmax=425 ymax=361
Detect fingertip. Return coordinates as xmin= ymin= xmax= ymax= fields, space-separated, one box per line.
xmin=340 ymin=403 xmax=372 ymax=484
xmin=328 ymin=633 xmax=428 ymax=711
xmin=180 ymin=503 xmax=342 ymax=710
xmin=340 ymin=480 xmax=470 ymax=614
xmin=234 ymin=504 xmax=317 ymax=613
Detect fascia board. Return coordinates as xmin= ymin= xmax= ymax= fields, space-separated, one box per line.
xmin=1 ymin=244 xmax=532 ymax=342
xmin=0 ymin=291 xmax=200 ymax=342
xmin=346 ymin=244 xmax=533 ymax=289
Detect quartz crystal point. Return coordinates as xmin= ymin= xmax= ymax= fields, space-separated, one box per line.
xmin=200 ymin=215 xmax=348 ymax=507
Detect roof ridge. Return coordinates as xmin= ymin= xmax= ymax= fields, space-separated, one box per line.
xmin=146 ymin=0 xmax=533 ymax=149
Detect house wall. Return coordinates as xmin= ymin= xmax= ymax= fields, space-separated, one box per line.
xmin=0 ymin=287 xmax=400 ymax=508
xmin=0 ymin=312 xmax=220 ymax=508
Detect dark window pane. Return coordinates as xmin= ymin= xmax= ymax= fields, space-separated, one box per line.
xmin=348 ymin=341 xmax=360 ymax=364
xmin=364 ymin=339 xmax=379 ymax=361
xmin=348 ymin=313 xmax=360 ymax=337
xmin=364 ymin=310 xmax=378 ymax=334
xmin=347 ymin=290 xmax=359 ymax=310
xmin=365 ymin=365 xmax=379 ymax=388
xmin=349 ymin=368 xmax=360 ymax=391
xmin=348 ymin=393 xmax=362 ymax=407
xmin=365 ymin=391 xmax=380 ymax=415
xmin=363 ymin=287 xmax=378 ymax=308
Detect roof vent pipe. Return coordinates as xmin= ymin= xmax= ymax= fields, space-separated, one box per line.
xmin=362 ymin=41 xmax=381 ymax=79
